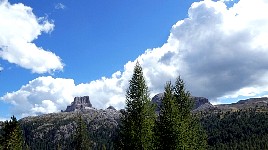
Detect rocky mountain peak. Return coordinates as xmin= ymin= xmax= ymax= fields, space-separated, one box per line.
xmin=64 ymin=96 xmax=92 ymax=112
xmin=191 ymin=96 xmax=214 ymax=111
xmin=152 ymin=93 xmax=164 ymax=112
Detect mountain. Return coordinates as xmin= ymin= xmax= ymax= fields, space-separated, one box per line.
xmin=63 ymin=96 xmax=93 ymax=112
xmin=20 ymin=96 xmax=121 ymax=149
xmin=19 ymin=94 xmax=213 ymax=149
xmin=4 ymin=95 xmax=268 ymax=149
xmin=215 ymin=97 xmax=268 ymax=112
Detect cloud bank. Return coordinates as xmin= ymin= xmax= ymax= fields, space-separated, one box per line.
xmin=2 ymin=0 xmax=268 ymax=117
xmin=0 ymin=0 xmax=63 ymax=73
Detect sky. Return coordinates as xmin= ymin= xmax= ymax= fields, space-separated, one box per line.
xmin=1 ymin=0 xmax=268 ymax=120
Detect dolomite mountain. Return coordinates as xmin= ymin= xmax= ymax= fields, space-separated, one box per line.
xmin=5 ymin=95 xmax=268 ymax=149
xmin=20 ymin=96 xmax=121 ymax=149
xmin=17 ymin=95 xmax=215 ymax=149
xmin=64 ymin=96 xmax=93 ymax=112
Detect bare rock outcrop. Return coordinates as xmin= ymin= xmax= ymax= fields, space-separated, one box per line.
xmin=64 ymin=96 xmax=92 ymax=112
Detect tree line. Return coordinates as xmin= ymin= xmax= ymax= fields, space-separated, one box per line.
xmin=201 ymin=108 xmax=268 ymax=149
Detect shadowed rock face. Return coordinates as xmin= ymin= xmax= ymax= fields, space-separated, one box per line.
xmin=152 ymin=93 xmax=164 ymax=113
xmin=64 ymin=96 xmax=92 ymax=112
xmin=192 ymin=97 xmax=214 ymax=110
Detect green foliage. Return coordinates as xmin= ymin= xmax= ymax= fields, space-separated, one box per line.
xmin=155 ymin=81 xmax=180 ymax=149
xmin=156 ymin=77 xmax=207 ymax=150
xmin=201 ymin=109 xmax=268 ymax=149
xmin=72 ymin=113 xmax=91 ymax=150
xmin=0 ymin=115 xmax=23 ymax=150
xmin=118 ymin=62 xmax=156 ymax=150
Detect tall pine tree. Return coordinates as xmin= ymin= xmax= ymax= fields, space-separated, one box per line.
xmin=119 ymin=62 xmax=156 ymax=150
xmin=72 ymin=113 xmax=91 ymax=150
xmin=156 ymin=77 xmax=207 ymax=150
xmin=0 ymin=115 xmax=23 ymax=150
xmin=155 ymin=81 xmax=180 ymax=150
xmin=173 ymin=77 xmax=207 ymax=149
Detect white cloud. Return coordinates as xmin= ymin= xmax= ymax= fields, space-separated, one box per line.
xmin=0 ymin=0 xmax=63 ymax=73
xmin=0 ymin=74 xmax=130 ymax=118
xmin=169 ymin=0 xmax=268 ymax=99
xmin=3 ymin=0 xmax=268 ymax=117
xmin=55 ymin=3 xmax=65 ymax=10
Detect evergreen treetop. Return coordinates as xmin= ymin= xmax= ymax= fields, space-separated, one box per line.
xmin=0 ymin=115 xmax=23 ymax=150
xmin=119 ymin=61 xmax=156 ymax=150
xmin=156 ymin=77 xmax=207 ymax=150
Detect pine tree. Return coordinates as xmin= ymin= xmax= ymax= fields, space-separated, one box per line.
xmin=119 ymin=62 xmax=156 ymax=150
xmin=173 ymin=77 xmax=207 ymax=150
xmin=155 ymin=81 xmax=181 ymax=149
xmin=73 ymin=113 xmax=91 ymax=150
xmin=156 ymin=77 xmax=207 ymax=150
xmin=0 ymin=115 xmax=23 ymax=150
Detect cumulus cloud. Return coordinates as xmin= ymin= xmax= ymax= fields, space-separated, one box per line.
xmin=1 ymin=74 xmax=129 ymax=117
xmin=1 ymin=76 xmax=75 ymax=117
xmin=170 ymin=0 xmax=268 ymax=99
xmin=0 ymin=0 xmax=63 ymax=73
xmin=2 ymin=0 xmax=268 ymax=117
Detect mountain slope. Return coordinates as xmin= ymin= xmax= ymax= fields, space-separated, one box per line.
xmin=4 ymin=95 xmax=268 ymax=149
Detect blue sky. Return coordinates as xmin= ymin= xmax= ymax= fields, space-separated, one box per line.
xmin=1 ymin=0 xmax=268 ymax=120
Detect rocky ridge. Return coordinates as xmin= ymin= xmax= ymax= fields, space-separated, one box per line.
xmin=19 ymin=94 xmax=213 ymax=149
xmin=21 ymin=96 xmax=120 ymax=149
xmin=17 ymin=94 xmax=268 ymax=149
xmin=215 ymin=97 xmax=268 ymax=111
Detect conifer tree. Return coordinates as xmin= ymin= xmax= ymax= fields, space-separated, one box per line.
xmin=173 ymin=77 xmax=207 ymax=149
xmin=156 ymin=77 xmax=207 ymax=150
xmin=73 ymin=113 xmax=91 ymax=150
xmin=0 ymin=115 xmax=23 ymax=150
xmin=119 ymin=62 xmax=156 ymax=150
xmin=155 ymin=81 xmax=180 ymax=149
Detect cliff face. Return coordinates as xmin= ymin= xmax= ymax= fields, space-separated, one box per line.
xmin=192 ymin=96 xmax=214 ymax=111
xmin=64 ymin=96 xmax=93 ymax=112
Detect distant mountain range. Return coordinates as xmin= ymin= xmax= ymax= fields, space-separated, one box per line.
xmin=2 ymin=95 xmax=268 ymax=149
xmin=215 ymin=97 xmax=268 ymax=112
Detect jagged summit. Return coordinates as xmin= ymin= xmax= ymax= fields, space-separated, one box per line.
xmin=64 ymin=96 xmax=93 ymax=112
